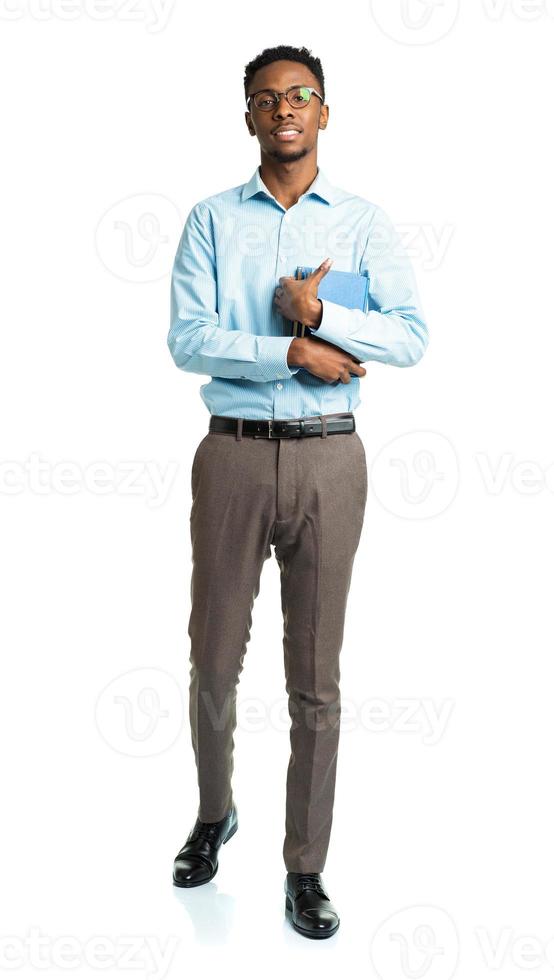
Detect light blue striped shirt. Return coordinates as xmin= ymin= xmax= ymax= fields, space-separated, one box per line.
xmin=168 ymin=165 xmax=428 ymax=419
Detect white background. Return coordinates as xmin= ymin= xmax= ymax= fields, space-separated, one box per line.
xmin=2 ymin=1 xmax=554 ymax=975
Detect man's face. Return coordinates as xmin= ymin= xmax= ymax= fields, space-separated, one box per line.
xmin=245 ymin=60 xmax=328 ymax=164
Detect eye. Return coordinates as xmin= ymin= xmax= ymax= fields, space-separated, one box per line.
xmin=254 ymin=91 xmax=277 ymax=108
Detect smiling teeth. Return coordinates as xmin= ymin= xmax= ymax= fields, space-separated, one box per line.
xmin=276 ymin=130 xmax=298 ymax=135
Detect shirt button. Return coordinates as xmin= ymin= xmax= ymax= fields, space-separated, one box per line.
xmin=279 ymin=255 xmax=286 ymax=263
xmin=276 ymin=382 xmax=283 ymax=390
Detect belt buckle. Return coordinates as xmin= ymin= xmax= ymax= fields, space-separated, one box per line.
xmin=268 ymin=419 xmax=288 ymax=438
xmin=267 ymin=419 xmax=306 ymax=438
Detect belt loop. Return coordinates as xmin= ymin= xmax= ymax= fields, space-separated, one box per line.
xmin=319 ymin=415 xmax=328 ymax=438
xmin=236 ymin=418 xmax=243 ymax=441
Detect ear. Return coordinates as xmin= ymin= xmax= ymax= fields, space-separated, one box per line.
xmin=245 ymin=111 xmax=256 ymax=136
xmin=319 ymin=104 xmax=329 ymax=131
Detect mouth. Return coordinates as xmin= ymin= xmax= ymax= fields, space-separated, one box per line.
xmin=272 ymin=129 xmax=302 ymax=141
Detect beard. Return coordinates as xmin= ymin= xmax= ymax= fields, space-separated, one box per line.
xmin=267 ymin=144 xmax=310 ymax=164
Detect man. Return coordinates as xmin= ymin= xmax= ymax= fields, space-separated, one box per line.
xmin=167 ymin=44 xmax=428 ymax=940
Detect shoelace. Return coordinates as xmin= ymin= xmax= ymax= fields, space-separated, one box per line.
xmin=293 ymin=873 xmax=329 ymax=899
xmin=190 ymin=820 xmax=223 ymax=847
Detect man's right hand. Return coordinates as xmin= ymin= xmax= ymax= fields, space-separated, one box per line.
xmin=287 ymin=337 xmax=366 ymax=384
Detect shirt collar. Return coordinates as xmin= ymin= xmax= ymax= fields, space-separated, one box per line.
xmin=240 ymin=165 xmax=339 ymax=207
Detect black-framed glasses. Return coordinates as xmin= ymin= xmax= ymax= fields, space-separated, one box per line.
xmin=246 ymin=85 xmax=324 ymax=112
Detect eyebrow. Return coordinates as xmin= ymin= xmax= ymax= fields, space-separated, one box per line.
xmin=251 ymin=82 xmax=311 ymax=91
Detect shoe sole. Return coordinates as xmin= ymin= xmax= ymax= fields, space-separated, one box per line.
xmin=285 ymin=895 xmax=340 ymax=939
xmin=172 ymin=821 xmax=238 ymax=888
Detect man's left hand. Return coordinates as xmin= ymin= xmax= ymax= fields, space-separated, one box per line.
xmin=273 ymin=257 xmax=332 ymax=328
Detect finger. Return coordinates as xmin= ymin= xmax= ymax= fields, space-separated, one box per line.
xmin=308 ymin=257 xmax=333 ymax=283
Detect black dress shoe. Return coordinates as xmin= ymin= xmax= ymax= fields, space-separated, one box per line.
xmin=284 ymin=872 xmax=340 ymax=939
xmin=173 ymin=804 xmax=238 ymax=887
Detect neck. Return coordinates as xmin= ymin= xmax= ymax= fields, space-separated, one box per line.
xmin=258 ymin=153 xmax=318 ymax=210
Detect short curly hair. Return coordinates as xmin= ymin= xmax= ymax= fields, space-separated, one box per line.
xmin=244 ymin=45 xmax=325 ymax=104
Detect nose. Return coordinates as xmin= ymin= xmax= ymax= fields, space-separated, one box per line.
xmin=272 ymin=94 xmax=294 ymax=119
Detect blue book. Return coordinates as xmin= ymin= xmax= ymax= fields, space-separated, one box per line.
xmin=290 ymin=266 xmax=370 ymax=338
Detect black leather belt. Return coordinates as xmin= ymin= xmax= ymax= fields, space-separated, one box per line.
xmin=208 ymin=412 xmax=356 ymax=439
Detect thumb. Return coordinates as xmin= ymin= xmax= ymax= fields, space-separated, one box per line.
xmin=309 ymin=257 xmax=333 ymax=283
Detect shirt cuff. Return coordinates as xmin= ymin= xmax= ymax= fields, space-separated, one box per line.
xmin=260 ymin=335 xmax=301 ymax=381
xmin=310 ymin=299 xmax=353 ymax=348
xmin=282 ymin=336 xmax=301 ymax=376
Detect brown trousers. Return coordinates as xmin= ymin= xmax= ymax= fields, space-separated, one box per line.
xmin=187 ymin=415 xmax=368 ymax=872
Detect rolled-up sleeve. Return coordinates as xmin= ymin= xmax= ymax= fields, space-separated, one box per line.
xmin=313 ymin=205 xmax=429 ymax=368
xmin=168 ymin=203 xmax=300 ymax=382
